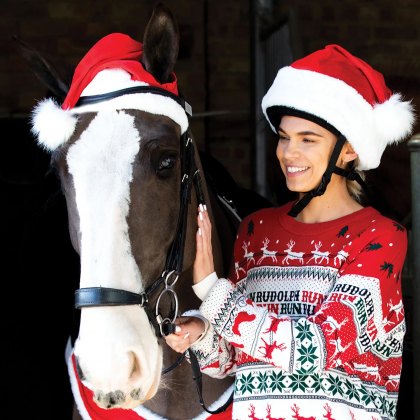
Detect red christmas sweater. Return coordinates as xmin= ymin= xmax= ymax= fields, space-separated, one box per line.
xmin=190 ymin=202 xmax=407 ymax=420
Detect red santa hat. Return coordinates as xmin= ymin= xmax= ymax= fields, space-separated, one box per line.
xmin=261 ymin=44 xmax=415 ymax=170
xmin=31 ymin=33 xmax=189 ymax=151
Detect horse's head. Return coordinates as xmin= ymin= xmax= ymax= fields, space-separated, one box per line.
xmin=30 ymin=3 xmax=213 ymax=410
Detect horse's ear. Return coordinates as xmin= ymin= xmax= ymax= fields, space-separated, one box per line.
xmin=142 ymin=2 xmax=179 ymax=83
xmin=13 ymin=35 xmax=69 ymax=101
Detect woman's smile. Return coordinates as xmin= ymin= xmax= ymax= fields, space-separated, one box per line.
xmin=286 ymin=165 xmax=310 ymax=175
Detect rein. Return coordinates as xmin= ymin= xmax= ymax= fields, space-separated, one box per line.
xmin=72 ymin=85 xmax=233 ymax=415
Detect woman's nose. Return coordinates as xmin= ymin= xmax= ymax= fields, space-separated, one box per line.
xmin=278 ymin=140 xmax=299 ymax=159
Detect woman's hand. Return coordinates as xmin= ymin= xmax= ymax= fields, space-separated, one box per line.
xmin=164 ymin=316 xmax=206 ymax=353
xmin=193 ymin=204 xmax=215 ymax=284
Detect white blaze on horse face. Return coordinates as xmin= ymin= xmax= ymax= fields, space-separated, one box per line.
xmin=67 ymin=110 xmax=141 ymax=291
xmin=67 ymin=110 xmax=162 ymax=406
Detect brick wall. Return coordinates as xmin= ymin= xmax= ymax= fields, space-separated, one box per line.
xmin=2 ymin=0 xmax=420 ymax=191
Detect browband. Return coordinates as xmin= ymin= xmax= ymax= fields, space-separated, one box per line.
xmin=75 ymin=85 xmax=192 ymax=117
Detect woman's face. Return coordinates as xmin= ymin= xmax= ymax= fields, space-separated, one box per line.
xmin=276 ymin=115 xmax=337 ymax=193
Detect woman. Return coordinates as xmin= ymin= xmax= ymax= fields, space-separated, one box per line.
xmin=165 ymin=44 xmax=415 ymax=420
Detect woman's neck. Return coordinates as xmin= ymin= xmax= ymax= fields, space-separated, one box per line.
xmin=294 ymin=182 xmax=363 ymax=224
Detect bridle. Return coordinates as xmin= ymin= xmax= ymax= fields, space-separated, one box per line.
xmin=74 ymin=128 xmax=202 ymax=339
xmin=71 ymin=85 xmax=233 ymax=414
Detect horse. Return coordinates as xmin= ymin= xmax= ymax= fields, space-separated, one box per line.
xmin=26 ymin=2 xmax=273 ymax=419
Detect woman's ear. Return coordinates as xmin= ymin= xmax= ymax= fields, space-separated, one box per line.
xmin=341 ymin=142 xmax=358 ymax=164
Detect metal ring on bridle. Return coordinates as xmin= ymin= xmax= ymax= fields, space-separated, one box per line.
xmin=155 ymin=287 xmax=179 ymax=336
xmin=164 ymin=269 xmax=179 ymax=287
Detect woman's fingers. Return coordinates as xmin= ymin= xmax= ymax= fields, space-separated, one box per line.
xmin=164 ymin=332 xmax=191 ymax=353
xmin=199 ymin=204 xmax=212 ymax=241
xmin=163 ymin=316 xmax=206 ymax=353
xmin=164 ymin=320 xmax=189 ymax=353
xmin=194 ymin=204 xmax=215 ymax=283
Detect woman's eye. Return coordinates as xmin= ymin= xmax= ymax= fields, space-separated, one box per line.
xmin=278 ymin=134 xmax=289 ymax=142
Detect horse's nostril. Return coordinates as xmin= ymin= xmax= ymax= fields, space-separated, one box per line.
xmin=94 ymin=390 xmax=126 ymax=408
xmin=130 ymin=388 xmax=142 ymax=401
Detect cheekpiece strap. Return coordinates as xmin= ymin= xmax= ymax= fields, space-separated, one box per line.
xmin=288 ymin=134 xmax=347 ymax=217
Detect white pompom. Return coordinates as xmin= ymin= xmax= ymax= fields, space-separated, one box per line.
xmin=374 ymin=93 xmax=416 ymax=147
xmin=30 ymin=98 xmax=78 ymax=151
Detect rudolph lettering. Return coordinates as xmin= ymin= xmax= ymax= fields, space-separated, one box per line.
xmin=249 ymin=290 xmax=301 ymax=303
xmin=328 ymin=284 xmax=375 ymax=317
xmin=250 ymin=289 xmax=325 ymax=316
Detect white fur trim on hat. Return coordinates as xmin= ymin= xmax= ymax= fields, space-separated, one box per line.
xmin=31 ymin=69 xmax=189 ymax=151
xmin=262 ymin=66 xmax=415 ymax=170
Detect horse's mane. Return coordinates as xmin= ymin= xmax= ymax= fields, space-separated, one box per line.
xmin=200 ymin=151 xmax=274 ymax=220
xmin=199 ymin=151 xmax=274 ymax=276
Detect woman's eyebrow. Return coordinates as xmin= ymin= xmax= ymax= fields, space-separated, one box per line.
xmin=278 ymin=127 xmax=324 ymax=137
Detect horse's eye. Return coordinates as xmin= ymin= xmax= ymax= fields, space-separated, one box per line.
xmin=160 ymin=156 xmax=175 ymax=170
xmin=157 ymin=153 xmax=177 ymax=178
